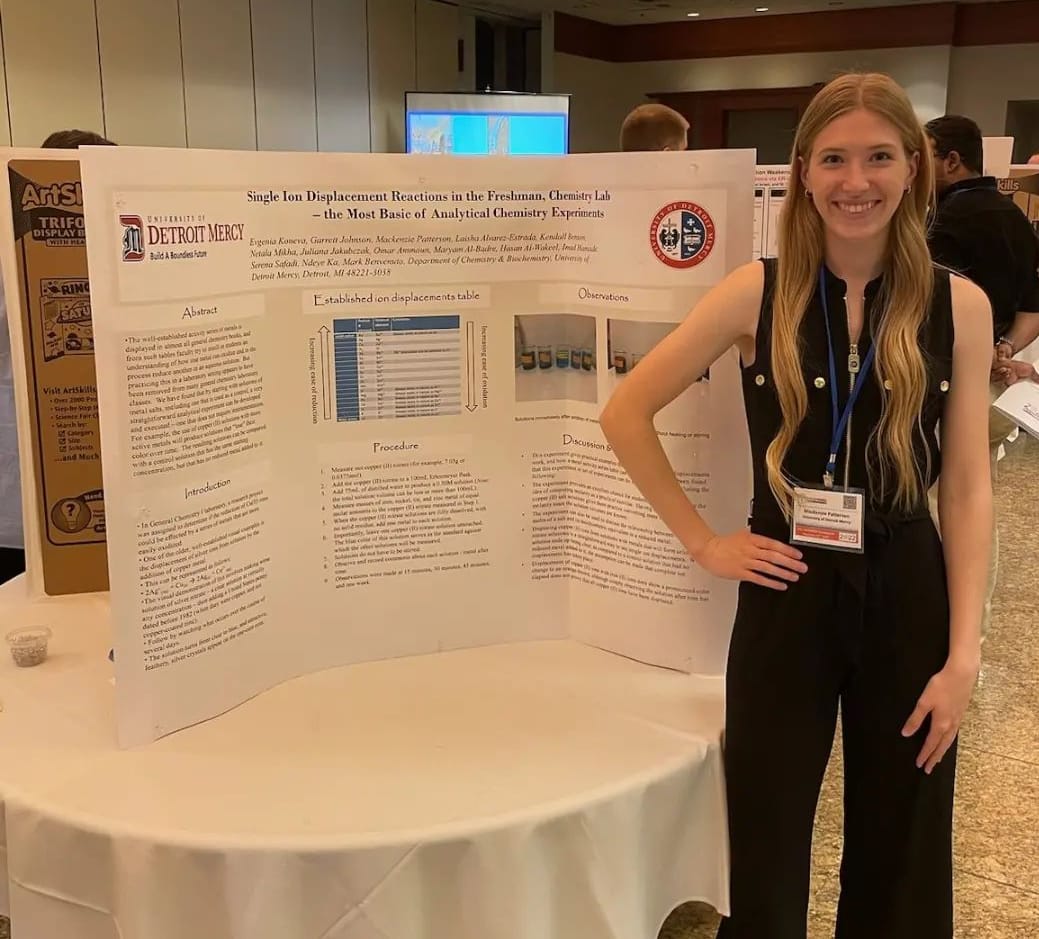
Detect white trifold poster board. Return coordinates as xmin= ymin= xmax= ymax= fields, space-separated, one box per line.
xmin=79 ymin=147 xmax=754 ymax=746
xmin=753 ymin=165 xmax=789 ymax=259
xmin=982 ymin=136 xmax=1014 ymax=179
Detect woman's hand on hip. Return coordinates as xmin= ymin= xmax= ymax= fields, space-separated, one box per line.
xmin=692 ymin=530 xmax=807 ymax=590
xmin=902 ymin=657 xmax=980 ymax=773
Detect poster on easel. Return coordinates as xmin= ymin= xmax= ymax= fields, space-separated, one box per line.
xmin=0 ymin=153 xmax=109 ymax=596
xmin=982 ymin=136 xmax=1014 ymax=179
xmin=78 ymin=147 xmax=755 ymax=745
xmin=753 ymin=165 xmax=789 ymax=259
xmin=998 ymin=164 xmax=1039 ymax=363
xmin=999 ymin=164 xmax=1039 ymax=236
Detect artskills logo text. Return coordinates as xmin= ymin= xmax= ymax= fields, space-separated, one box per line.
xmin=21 ymin=182 xmax=83 ymax=211
xmin=18 ymin=180 xmax=86 ymax=245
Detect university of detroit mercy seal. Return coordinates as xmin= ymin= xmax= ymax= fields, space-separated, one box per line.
xmin=650 ymin=201 xmax=715 ymax=269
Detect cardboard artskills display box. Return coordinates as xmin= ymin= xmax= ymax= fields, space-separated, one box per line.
xmin=0 ymin=154 xmax=109 ymax=595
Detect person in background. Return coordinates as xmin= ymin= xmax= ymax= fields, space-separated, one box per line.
xmin=619 ymin=103 xmax=689 ymax=152
xmin=41 ymin=129 xmax=116 ymax=148
xmin=1028 ymin=153 xmax=1039 ymax=165
xmin=603 ymin=73 xmax=991 ymax=939
xmin=925 ymin=114 xmax=1039 ymax=635
xmin=0 ymin=129 xmax=115 ymax=584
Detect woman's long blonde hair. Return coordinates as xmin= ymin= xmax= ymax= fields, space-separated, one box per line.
xmin=767 ymin=72 xmax=935 ymax=517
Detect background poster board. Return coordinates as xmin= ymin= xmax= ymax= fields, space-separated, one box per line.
xmin=983 ymin=136 xmax=1015 ymax=179
xmin=1000 ymin=165 xmax=1039 ymax=364
xmin=0 ymin=153 xmax=108 ymax=595
xmin=1000 ymin=164 xmax=1039 ymax=235
xmin=79 ymin=147 xmax=754 ymax=745
xmin=753 ymin=165 xmax=789 ymax=260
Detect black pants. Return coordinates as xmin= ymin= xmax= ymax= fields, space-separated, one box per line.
xmin=0 ymin=547 xmax=25 ymax=584
xmin=717 ymin=520 xmax=956 ymax=939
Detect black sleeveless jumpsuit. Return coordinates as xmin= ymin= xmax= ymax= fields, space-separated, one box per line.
xmin=717 ymin=260 xmax=957 ymax=939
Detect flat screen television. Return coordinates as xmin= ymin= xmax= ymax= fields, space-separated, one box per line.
xmin=405 ymin=92 xmax=570 ymax=156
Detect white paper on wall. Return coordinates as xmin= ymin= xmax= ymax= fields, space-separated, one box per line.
xmin=753 ymin=165 xmax=790 ymax=260
xmin=983 ymin=136 xmax=1015 ymax=179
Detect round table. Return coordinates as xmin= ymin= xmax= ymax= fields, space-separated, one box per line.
xmin=0 ymin=576 xmax=729 ymax=939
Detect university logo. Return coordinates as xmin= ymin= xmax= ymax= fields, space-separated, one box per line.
xmin=650 ymin=201 xmax=715 ymax=269
xmin=119 ymin=214 xmax=144 ymax=262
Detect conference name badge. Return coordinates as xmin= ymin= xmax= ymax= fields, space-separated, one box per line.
xmin=790 ymin=485 xmax=865 ymax=554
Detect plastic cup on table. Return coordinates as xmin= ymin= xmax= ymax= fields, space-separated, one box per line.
xmin=6 ymin=626 xmax=52 ymax=668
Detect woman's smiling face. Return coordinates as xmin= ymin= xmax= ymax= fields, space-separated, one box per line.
xmin=801 ymin=107 xmax=919 ymax=245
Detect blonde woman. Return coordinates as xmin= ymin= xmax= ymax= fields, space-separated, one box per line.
xmin=601 ymin=73 xmax=992 ymax=938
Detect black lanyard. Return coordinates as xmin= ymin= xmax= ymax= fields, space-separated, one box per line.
xmin=819 ymin=268 xmax=876 ymax=488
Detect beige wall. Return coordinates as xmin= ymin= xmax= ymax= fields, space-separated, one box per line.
xmin=947 ymin=44 xmax=1039 ymax=136
xmin=315 ymin=0 xmax=372 ymax=153
xmin=0 ymin=0 xmax=462 ymax=153
xmin=556 ymin=45 xmax=956 ymax=153
xmin=1 ymin=0 xmax=106 ymax=147
xmin=179 ymin=0 xmax=258 ymax=151
xmin=368 ymin=0 xmax=468 ymax=153
xmin=418 ymin=0 xmax=465 ymax=92
xmin=0 ymin=0 xmax=371 ymax=150
xmin=557 ymin=41 xmax=1039 ymax=156
xmin=561 ymin=44 xmax=989 ymax=152
xmin=13 ymin=2 xmax=1028 ymax=157
xmin=367 ymin=0 xmax=416 ymax=154
xmin=96 ymin=0 xmax=187 ymax=147
xmin=554 ymin=54 xmax=644 ymax=153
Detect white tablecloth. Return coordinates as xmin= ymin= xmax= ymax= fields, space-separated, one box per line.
xmin=0 ymin=576 xmax=729 ymax=939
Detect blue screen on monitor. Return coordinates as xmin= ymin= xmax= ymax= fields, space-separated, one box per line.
xmin=407 ymin=111 xmax=568 ymax=155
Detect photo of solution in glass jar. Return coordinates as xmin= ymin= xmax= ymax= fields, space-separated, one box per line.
xmin=606 ymin=319 xmax=710 ymax=384
xmin=514 ymin=313 xmax=598 ymax=404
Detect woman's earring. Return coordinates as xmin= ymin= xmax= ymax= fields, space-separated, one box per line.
xmin=805 ymin=189 xmax=812 ymax=198
xmin=905 ymin=185 xmax=912 ymax=194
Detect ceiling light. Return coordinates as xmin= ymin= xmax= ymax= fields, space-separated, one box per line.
xmin=755 ymin=6 xmax=769 ymax=10
xmin=687 ymin=11 xmax=700 ymax=15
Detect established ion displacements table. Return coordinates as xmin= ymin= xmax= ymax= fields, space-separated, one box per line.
xmin=334 ymin=315 xmax=462 ymax=422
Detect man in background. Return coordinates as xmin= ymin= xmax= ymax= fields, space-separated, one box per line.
xmin=41 ymin=129 xmax=115 ymax=149
xmin=1028 ymin=153 xmax=1039 ymax=165
xmin=925 ymin=113 xmax=1039 ymax=634
xmin=619 ymin=103 xmax=689 ymax=152
xmin=927 ymin=115 xmax=1039 ymax=386
xmin=0 ymin=129 xmax=114 ymax=584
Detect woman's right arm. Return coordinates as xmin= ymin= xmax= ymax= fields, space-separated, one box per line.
xmin=599 ymin=260 xmax=807 ymax=590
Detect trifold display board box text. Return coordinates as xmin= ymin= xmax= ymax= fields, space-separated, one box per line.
xmin=0 ymin=153 xmax=109 ymax=597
